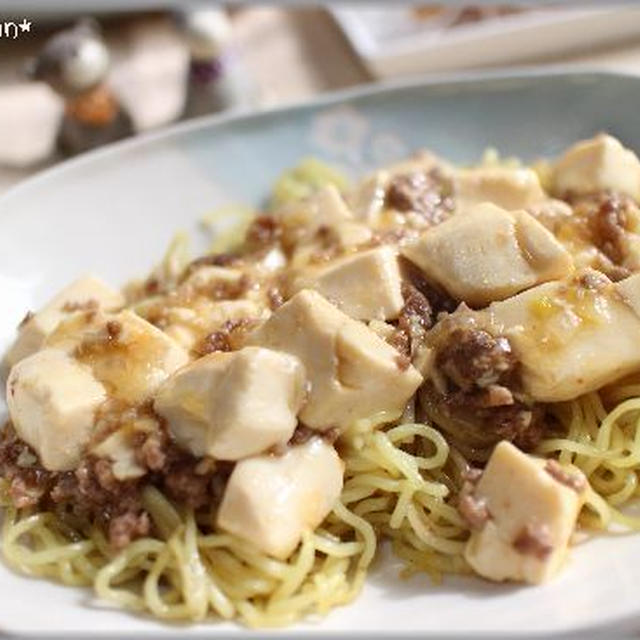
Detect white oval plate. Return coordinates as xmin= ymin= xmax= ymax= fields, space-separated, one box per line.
xmin=1 ymin=70 xmax=640 ymax=636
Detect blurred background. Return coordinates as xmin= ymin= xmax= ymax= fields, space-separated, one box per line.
xmin=3 ymin=3 xmax=640 ymax=196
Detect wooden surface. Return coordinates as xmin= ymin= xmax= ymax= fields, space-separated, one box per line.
xmin=2 ymin=6 xmax=640 ymax=195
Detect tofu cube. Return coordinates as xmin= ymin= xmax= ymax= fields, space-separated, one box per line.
xmin=552 ymin=134 xmax=640 ymax=201
xmin=465 ymin=441 xmax=586 ymax=584
xmin=482 ymin=270 xmax=640 ymax=401
xmin=289 ymin=246 xmax=404 ymax=321
xmin=46 ymin=310 xmax=189 ymax=403
xmin=217 ymin=438 xmax=344 ymax=558
xmin=6 ymin=348 xmax=107 ymax=471
xmin=6 ymin=275 xmax=124 ymax=367
xmin=403 ymin=203 xmax=573 ymax=307
xmin=249 ymin=289 xmax=423 ymax=431
xmin=154 ymin=346 xmax=306 ymax=460
xmin=279 ymin=186 xmax=373 ymax=268
xmin=455 ymin=167 xmax=546 ymax=212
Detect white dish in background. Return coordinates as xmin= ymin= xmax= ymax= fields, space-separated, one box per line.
xmin=2 ymin=71 xmax=640 ymax=636
xmin=331 ymin=5 xmax=640 ymax=77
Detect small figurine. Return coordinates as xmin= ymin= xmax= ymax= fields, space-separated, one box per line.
xmin=26 ymin=19 xmax=132 ymax=156
xmin=177 ymin=7 xmax=255 ymax=119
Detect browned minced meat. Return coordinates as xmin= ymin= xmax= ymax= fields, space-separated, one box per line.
xmin=458 ymin=493 xmax=489 ymax=530
xmin=105 ymin=319 xmax=122 ymax=340
xmin=420 ymin=383 xmax=549 ymax=456
xmin=492 ymin=403 xmax=546 ymax=451
xmin=544 ymin=459 xmax=586 ymax=493
xmin=0 ymin=414 xmax=230 ymax=549
xmin=436 ymin=327 xmax=516 ymax=392
xmin=394 ymin=354 xmax=411 ymax=371
xmin=109 ymin=512 xmax=150 ymax=550
xmin=244 ymin=215 xmax=282 ymax=250
xmin=390 ymin=262 xmax=458 ymax=360
xmin=181 ymin=217 xmax=282 ymax=283
xmin=385 ymin=168 xmax=455 ymax=226
xmin=512 ymin=523 xmax=554 ymax=560
xmin=457 ymin=466 xmax=489 ymax=529
xmin=203 ymin=274 xmax=251 ymax=302
xmin=396 ymin=283 xmax=432 ymax=355
xmin=61 ymin=299 xmax=100 ymax=313
xmin=289 ymin=425 xmax=340 ymax=447
xmin=192 ymin=317 xmax=259 ymax=358
xmin=419 ymin=322 xmax=551 ymax=456
xmin=194 ymin=330 xmax=231 ymax=356
xmin=568 ymin=191 xmax=639 ymax=280
xmin=267 ymin=286 xmax=285 ymax=310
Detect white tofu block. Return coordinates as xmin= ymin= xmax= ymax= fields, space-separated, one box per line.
xmin=217 ymin=438 xmax=344 ymax=559
xmin=249 ymin=289 xmax=423 ymax=431
xmin=6 ymin=348 xmax=107 ymax=471
xmin=46 ymin=309 xmax=189 ymax=403
xmin=347 ymin=170 xmax=388 ymax=226
xmin=279 ymin=186 xmax=373 ymax=268
xmin=290 ymin=246 xmax=404 ymax=321
xmin=481 ymin=270 xmax=640 ymax=401
xmin=465 ymin=441 xmax=586 ymax=584
xmin=403 ymin=203 xmax=573 ymax=307
xmin=553 ymin=134 xmax=640 ymax=201
xmin=6 ymin=275 xmax=124 ymax=367
xmin=155 ymin=346 xmax=306 ymax=460
xmin=455 ymin=167 xmax=546 ymax=212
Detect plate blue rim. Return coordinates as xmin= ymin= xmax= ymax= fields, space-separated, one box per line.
xmin=2 ymin=66 xmax=637 ymax=208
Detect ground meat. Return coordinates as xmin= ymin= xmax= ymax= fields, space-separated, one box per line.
xmin=288 ymin=425 xmax=340 ymax=447
xmin=267 ymin=286 xmax=285 ymax=310
xmin=105 ymin=320 xmax=122 ymax=340
xmin=205 ymin=275 xmax=250 ymax=302
xmin=385 ymin=168 xmax=455 ymax=226
xmin=419 ymin=316 xmax=549 ymax=458
xmin=245 ymin=215 xmax=282 ymax=250
xmin=401 ymin=257 xmax=458 ymax=315
xmin=193 ymin=329 xmax=232 ymax=356
xmin=8 ymin=475 xmax=44 ymax=508
xmin=162 ymin=460 xmax=213 ymax=509
xmin=61 ymin=299 xmax=99 ymax=313
xmin=109 ymin=511 xmax=150 ymax=550
xmin=544 ymin=459 xmax=586 ymax=493
xmin=512 ymin=523 xmax=553 ymax=560
xmin=572 ymin=191 xmax=633 ymax=266
xmin=0 ymin=414 xmax=230 ymax=549
xmin=394 ymin=281 xmax=440 ymax=357
xmin=289 ymin=425 xmax=315 ymax=446
xmin=387 ymin=327 xmax=411 ymax=358
xmin=458 ymin=493 xmax=489 ymax=530
xmin=192 ymin=317 xmax=257 ymax=357
xmin=568 ymin=191 xmax=640 ymax=280
xmin=136 ymin=432 xmax=167 ymax=471
xmin=436 ymin=327 xmax=517 ymax=391
xmin=492 ymin=404 xmax=545 ymax=451
xmin=591 ymin=194 xmax=629 ymax=264
xmin=393 ymin=254 xmax=459 ymax=358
